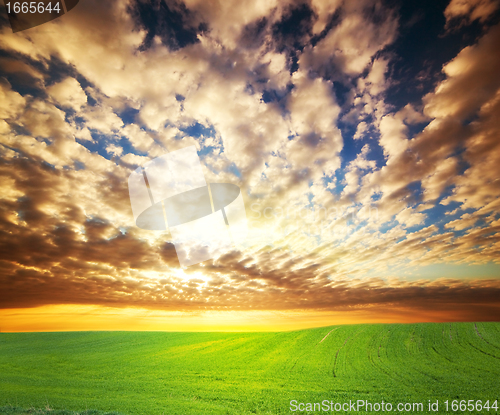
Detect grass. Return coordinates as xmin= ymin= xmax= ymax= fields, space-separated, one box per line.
xmin=0 ymin=323 xmax=499 ymax=414
xmin=0 ymin=407 xmax=123 ymax=415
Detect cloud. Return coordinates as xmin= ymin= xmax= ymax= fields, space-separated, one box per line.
xmin=378 ymin=113 xmax=409 ymax=161
xmin=301 ymin=0 xmax=398 ymax=76
xmin=286 ymin=70 xmax=342 ymax=179
xmin=310 ymin=0 xmax=342 ymax=34
xmin=0 ymin=0 xmax=499 ymax=324
xmin=47 ymin=77 xmax=87 ymax=111
xmin=353 ymin=121 xmax=368 ymax=140
xmin=0 ymin=79 xmax=26 ymax=120
xmin=395 ymin=207 xmax=426 ymax=228
xmin=445 ymin=0 xmax=500 ymax=28
xmin=106 ymin=144 xmax=123 ymax=156
xmin=423 ymin=24 xmax=500 ymax=120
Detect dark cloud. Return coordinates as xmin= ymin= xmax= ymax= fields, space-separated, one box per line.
xmin=272 ymin=3 xmax=315 ymax=50
xmin=128 ymin=0 xmax=206 ymax=51
xmin=239 ymin=17 xmax=269 ymax=50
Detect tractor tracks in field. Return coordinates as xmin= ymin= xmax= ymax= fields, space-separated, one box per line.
xmin=290 ymin=328 xmax=338 ymax=372
xmin=472 ymin=322 xmax=500 ymax=350
xmin=369 ymin=329 xmax=391 ymax=361
xmin=474 ymin=323 xmax=500 ymax=351
xmin=367 ymin=329 xmax=423 ymax=390
xmin=470 ymin=323 xmax=500 ymax=358
xmin=377 ymin=329 xmax=392 ymax=358
xmin=474 ymin=323 xmax=485 ymax=341
xmin=332 ymin=337 xmax=350 ymax=377
xmin=441 ymin=324 xmax=453 ymax=342
xmin=331 ymin=327 xmax=367 ymax=378
xmin=319 ymin=328 xmax=338 ymax=344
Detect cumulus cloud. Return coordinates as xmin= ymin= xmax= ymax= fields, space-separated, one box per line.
xmin=0 ymin=0 xmax=499 ymax=323
xmin=445 ymin=0 xmax=500 ymax=28
xmin=47 ymin=78 xmax=87 ymax=110
xmin=301 ymin=0 xmax=398 ymax=76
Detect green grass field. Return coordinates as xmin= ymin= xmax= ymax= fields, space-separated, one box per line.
xmin=0 ymin=323 xmax=499 ymax=415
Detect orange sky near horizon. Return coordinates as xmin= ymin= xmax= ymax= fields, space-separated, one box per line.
xmin=2 ymin=304 xmax=499 ymax=333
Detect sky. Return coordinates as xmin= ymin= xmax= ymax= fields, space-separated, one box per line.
xmin=0 ymin=0 xmax=500 ymax=332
